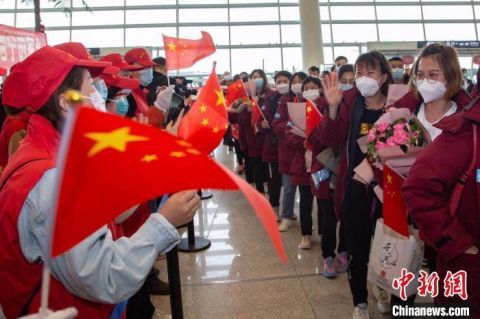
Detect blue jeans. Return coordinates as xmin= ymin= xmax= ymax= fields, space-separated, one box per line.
xmin=281 ymin=174 xmax=296 ymax=219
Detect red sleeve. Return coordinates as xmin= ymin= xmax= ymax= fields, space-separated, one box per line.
xmin=285 ymin=130 xmax=305 ymax=151
xmin=316 ymin=99 xmax=351 ymax=147
xmin=272 ymin=99 xmax=289 ymax=138
xmin=402 ymin=127 xmax=477 ymax=262
xmin=228 ymin=111 xmax=239 ymax=124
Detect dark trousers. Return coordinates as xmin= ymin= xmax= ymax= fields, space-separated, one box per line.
xmin=319 ymin=193 xmax=347 ymax=258
xmin=244 ymin=153 xmax=255 ymax=184
xmin=251 ymin=156 xmax=268 ymax=193
xmin=298 ymin=185 xmax=314 ymax=236
xmin=126 ymin=270 xmax=155 ymax=319
xmin=268 ymin=162 xmax=282 ymax=207
xmin=233 ymin=139 xmax=244 ymax=166
xmin=343 ymin=179 xmax=378 ymax=306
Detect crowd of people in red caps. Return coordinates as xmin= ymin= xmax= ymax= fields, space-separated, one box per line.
xmin=0 ymin=41 xmax=479 ymax=319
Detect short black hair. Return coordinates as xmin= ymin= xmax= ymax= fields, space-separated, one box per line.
xmin=321 ymin=70 xmax=330 ymax=76
xmin=289 ymin=71 xmax=308 ymax=92
xmin=337 ymin=64 xmax=354 ymax=79
xmin=274 ymin=70 xmax=292 ymax=82
xmin=153 ymin=56 xmax=166 ymax=66
xmin=308 ymin=66 xmax=320 ymax=73
xmin=388 ymin=56 xmax=404 ymax=63
xmin=302 ymin=76 xmax=322 ymax=91
xmin=335 ymin=56 xmax=348 ymax=63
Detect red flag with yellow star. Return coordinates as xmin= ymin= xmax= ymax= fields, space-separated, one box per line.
xmin=51 ymin=107 xmax=287 ymax=262
xmin=305 ymin=100 xmax=322 ymax=150
xmin=163 ymin=31 xmax=216 ymax=70
xmin=250 ymin=97 xmax=264 ymax=127
xmin=178 ymin=66 xmax=227 ymax=154
xmin=226 ymin=79 xmax=248 ymax=105
xmin=383 ymin=165 xmax=409 ymax=237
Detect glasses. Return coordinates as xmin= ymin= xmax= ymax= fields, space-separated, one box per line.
xmin=412 ymin=71 xmax=443 ymax=84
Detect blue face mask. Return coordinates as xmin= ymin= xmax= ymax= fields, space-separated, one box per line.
xmin=139 ymin=68 xmax=153 ymax=86
xmin=115 ymin=95 xmax=129 ymax=116
xmin=94 ymin=79 xmax=108 ymax=101
xmin=339 ymin=83 xmax=354 ymax=92
xmin=392 ymin=68 xmax=405 ymax=82
xmin=255 ymin=78 xmax=264 ymax=89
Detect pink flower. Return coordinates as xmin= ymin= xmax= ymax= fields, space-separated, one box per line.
xmin=376 ymin=122 xmax=389 ymax=133
xmin=394 ymin=123 xmax=406 ymax=131
xmin=386 ymin=137 xmax=397 ymax=147
xmin=375 ymin=140 xmax=387 ymax=150
xmin=368 ymin=129 xmax=376 ymax=142
xmin=393 ymin=129 xmax=409 ymax=145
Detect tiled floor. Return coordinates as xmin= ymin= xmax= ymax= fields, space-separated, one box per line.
xmin=151 ymin=146 xmax=396 ymax=319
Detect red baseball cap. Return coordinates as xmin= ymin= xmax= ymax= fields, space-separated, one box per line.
xmin=54 ymin=42 xmax=118 ymax=76
xmin=124 ymin=48 xmax=156 ymax=67
xmin=101 ymin=73 xmax=140 ymax=90
xmin=0 ymin=67 xmax=6 ymax=76
xmin=2 ymin=46 xmax=110 ymax=111
xmin=100 ymin=53 xmax=143 ymax=71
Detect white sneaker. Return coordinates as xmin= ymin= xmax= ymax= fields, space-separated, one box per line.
xmin=273 ymin=206 xmax=281 ymax=222
xmin=278 ymin=218 xmax=292 ymax=232
xmin=299 ymin=236 xmax=312 ymax=249
xmin=352 ymin=304 xmax=369 ymax=319
xmin=372 ymin=286 xmax=391 ymax=314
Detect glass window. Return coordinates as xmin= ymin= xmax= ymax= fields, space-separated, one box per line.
xmin=230 ymin=7 xmax=278 ymax=22
xmin=126 ymin=0 xmax=176 ymax=5
xmin=319 ymin=6 xmax=330 ymax=21
xmin=71 ymin=29 xmax=124 ymax=47
xmin=180 ymin=49 xmax=229 ymax=74
xmin=41 ymin=12 xmax=71 ymax=28
xmin=17 ymin=1 xmax=58 ymax=8
xmin=331 ymin=24 xmax=377 ymax=43
xmin=72 ymin=0 xmax=121 ymax=7
xmin=333 ymin=46 xmax=359 ymax=65
xmin=179 ymin=8 xmax=228 ymax=23
xmin=72 ymin=10 xmax=124 ymax=26
xmin=425 ymin=23 xmax=476 ymax=41
xmin=231 ymin=48 xmax=281 ymax=74
xmin=281 ymin=24 xmax=300 ymax=44
xmin=126 ymin=9 xmax=176 ymax=24
xmin=328 ymin=0 xmax=373 ymax=2
xmin=323 ymin=47 xmax=334 ymax=67
xmin=45 ymin=30 xmax=71 ymax=45
xmin=179 ymin=27 xmax=229 ymax=45
xmin=125 ymin=27 xmax=176 ymax=47
xmin=330 ymin=6 xmax=376 ymax=20
xmin=280 ymin=6 xmax=299 ymax=21
xmin=0 ymin=13 xmax=15 ymax=27
xmin=423 ymin=5 xmax=474 ymax=20
xmin=378 ymin=24 xmax=424 ymax=41
xmin=458 ymin=56 xmax=472 ymax=69
xmin=230 ymin=0 xmax=277 ymax=3
xmin=230 ymin=25 xmax=280 ymax=45
xmin=321 ymin=24 xmax=332 ymax=44
xmin=282 ymin=47 xmax=302 ymax=73
xmin=0 ymin=0 xmax=15 ymax=9
xmin=376 ymin=6 xmax=422 ymax=20
xmin=179 ymin=0 xmax=227 ymax=3
xmin=15 ymin=13 xmax=35 ymax=28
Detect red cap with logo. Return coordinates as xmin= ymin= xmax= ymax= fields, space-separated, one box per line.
xmin=54 ymin=42 xmax=118 ymax=76
xmin=100 ymin=53 xmax=143 ymax=71
xmin=101 ymin=73 xmax=140 ymax=90
xmin=2 ymin=46 xmax=110 ymax=111
xmin=124 ymin=48 xmax=156 ymax=67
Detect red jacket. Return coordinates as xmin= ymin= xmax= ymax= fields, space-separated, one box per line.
xmin=257 ymin=92 xmax=284 ymax=163
xmin=272 ymin=93 xmax=297 ymax=174
xmin=0 ymin=115 xmax=115 ymax=319
xmin=402 ymin=101 xmax=480 ymax=315
xmin=0 ymin=113 xmax=29 ymax=170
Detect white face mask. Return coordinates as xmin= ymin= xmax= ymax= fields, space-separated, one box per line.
xmin=291 ymin=83 xmax=302 ymax=95
xmin=417 ymin=80 xmax=447 ymax=103
xmin=276 ymin=83 xmax=289 ymax=95
xmin=84 ymin=89 xmax=107 ymax=112
xmin=355 ymin=76 xmax=380 ymax=97
xmin=302 ymin=89 xmax=320 ymax=101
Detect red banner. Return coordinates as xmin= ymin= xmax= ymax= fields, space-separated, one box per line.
xmin=0 ymin=24 xmax=47 ymax=71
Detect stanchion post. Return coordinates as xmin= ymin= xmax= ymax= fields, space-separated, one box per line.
xmin=166 ymin=246 xmax=183 ymax=319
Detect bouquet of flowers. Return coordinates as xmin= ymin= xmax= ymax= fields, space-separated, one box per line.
xmin=366 ymin=117 xmax=425 ymax=165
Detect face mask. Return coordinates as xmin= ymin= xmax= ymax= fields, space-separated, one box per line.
xmin=118 ymin=88 xmax=132 ymax=96
xmin=276 ymin=83 xmax=289 ymax=95
xmin=291 ymin=83 xmax=303 ymax=95
xmin=417 ymin=80 xmax=447 ymax=103
xmin=113 ymin=95 xmax=129 ymax=116
xmin=224 ymin=75 xmax=232 ymax=81
xmin=355 ymin=76 xmax=380 ymax=97
xmin=254 ymin=78 xmax=264 ymax=89
xmin=339 ymin=83 xmax=353 ymax=92
xmin=392 ymin=68 xmax=405 ymax=82
xmin=302 ymin=89 xmax=320 ymax=101
xmin=94 ymin=79 xmax=108 ymax=101
xmin=84 ymin=89 xmax=107 ymax=112
xmin=139 ymin=68 xmax=153 ymax=86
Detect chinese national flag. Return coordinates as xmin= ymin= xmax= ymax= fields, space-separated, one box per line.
xmin=51 ymin=107 xmax=287 ymax=262
xmin=178 ymin=66 xmax=227 ymax=154
xmin=131 ymin=87 xmax=149 ymax=114
xmin=163 ymin=31 xmax=216 ymax=70
xmin=250 ymin=97 xmax=263 ymax=127
xmin=226 ymin=79 xmax=248 ymax=105
xmin=383 ymin=165 xmax=409 ymax=237
xmin=305 ymin=100 xmax=322 ymax=150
